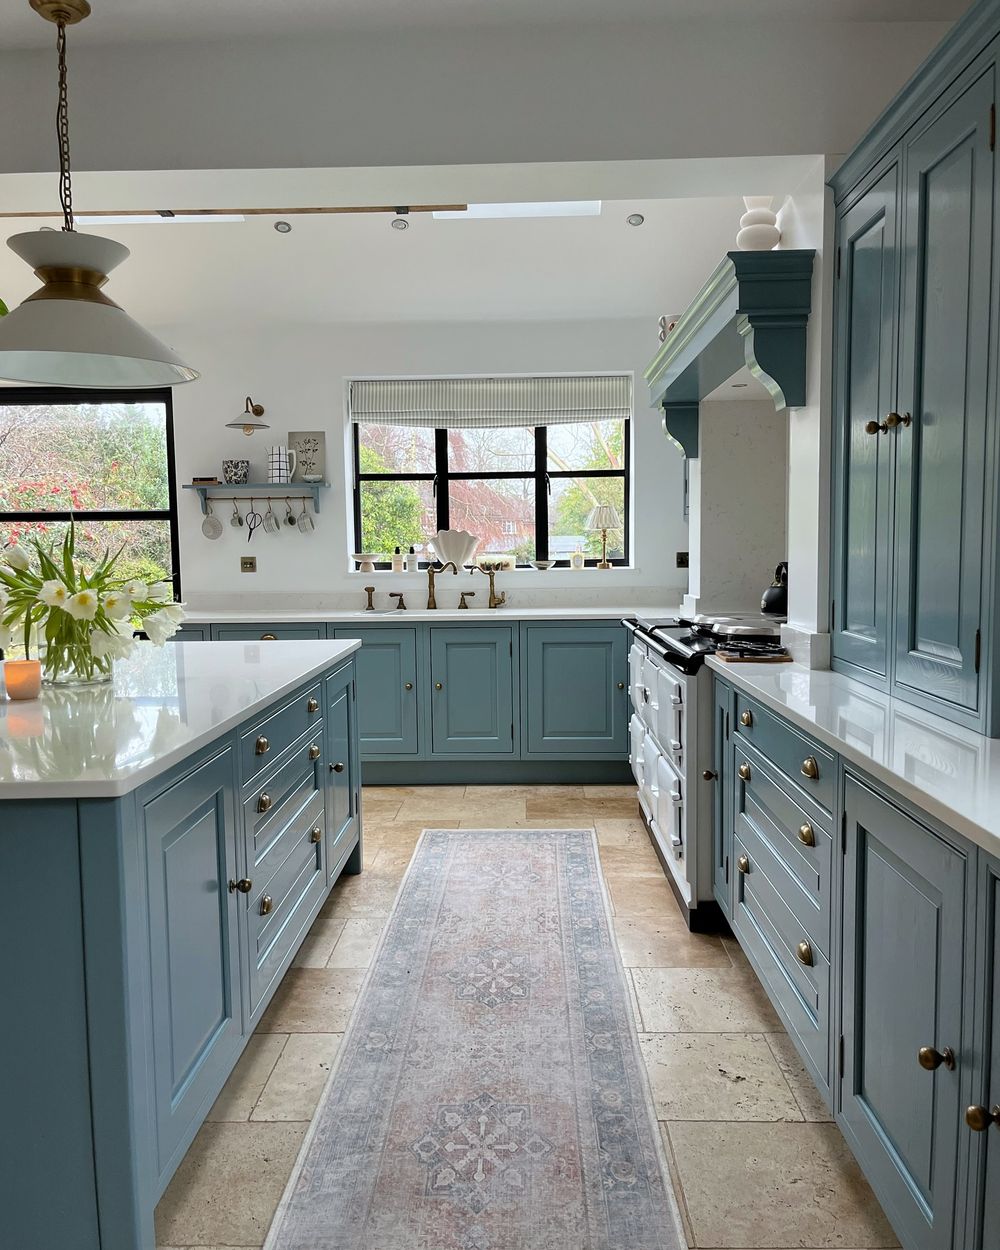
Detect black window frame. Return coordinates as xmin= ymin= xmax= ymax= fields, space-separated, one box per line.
xmin=0 ymin=386 xmax=182 ymax=598
xmin=352 ymin=420 xmax=630 ymax=569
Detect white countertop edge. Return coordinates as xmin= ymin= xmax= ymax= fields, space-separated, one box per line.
xmin=183 ymin=605 xmax=677 ymax=625
xmin=707 ymin=656 xmax=1000 ymax=858
xmin=0 ymin=639 xmax=361 ymax=802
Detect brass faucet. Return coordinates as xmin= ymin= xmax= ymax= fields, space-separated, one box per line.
xmin=426 ymin=561 xmax=458 ymax=609
xmin=476 ymin=565 xmax=507 ymax=609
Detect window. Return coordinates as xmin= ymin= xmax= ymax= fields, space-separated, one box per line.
xmin=0 ymin=388 xmax=180 ymax=594
xmin=353 ymin=421 xmax=629 ymax=566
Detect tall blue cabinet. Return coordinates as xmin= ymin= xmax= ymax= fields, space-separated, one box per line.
xmin=830 ymin=5 xmax=1000 ymax=733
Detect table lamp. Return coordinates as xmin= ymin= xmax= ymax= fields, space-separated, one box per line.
xmin=587 ymin=503 xmax=622 ymax=570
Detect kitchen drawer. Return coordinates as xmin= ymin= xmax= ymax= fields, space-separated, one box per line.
xmin=653 ymin=660 xmax=684 ymax=769
xmin=734 ymin=739 xmax=833 ymax=954
xmin=243 ymin=732 xmax=325 ymax=877
xmin=247 ymin=818 xmax=326 ymax=1015
xmin=733 ymin=832 xmax=830 ymax=1084
xmin=654 ymin=752 xmax=684 ymax=866
xmin=240 ymin=683 xmax=323 ymax=782
xmin=733 ymin=693 xmax=834 ymax=813
xmin=212 ymin=624 xmax=326 ymax=641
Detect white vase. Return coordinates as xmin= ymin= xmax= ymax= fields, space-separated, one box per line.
xmin=736 ymin=196 xmax=781 ymax=251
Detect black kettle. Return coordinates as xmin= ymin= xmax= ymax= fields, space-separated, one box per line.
xmin=761 ymin=561 xmax=788 ymax=615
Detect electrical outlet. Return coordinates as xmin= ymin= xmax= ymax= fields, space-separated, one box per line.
xmin=676 ymin=551 xmax=690 ymax=569
xmin=240 ymin=556 xmax=257 ymax=573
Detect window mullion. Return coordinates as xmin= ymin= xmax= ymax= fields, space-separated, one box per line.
xmin=435 ymin=427 xmax=449 ymax=531
xmin=535 ymin=426 xmax=548 ymax=562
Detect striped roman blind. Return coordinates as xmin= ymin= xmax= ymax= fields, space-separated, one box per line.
xmin=349 ymin=374 xmax=632 ymax=428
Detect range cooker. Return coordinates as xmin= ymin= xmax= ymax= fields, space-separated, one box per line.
xmin=622 ymin=612 xmax=787 ymax=929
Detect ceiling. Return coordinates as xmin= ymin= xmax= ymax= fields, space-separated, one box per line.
xmin=0 ymin=197 xmax=747 ymax=326
xmin=1 ymin=0 xmax=968 ymax=46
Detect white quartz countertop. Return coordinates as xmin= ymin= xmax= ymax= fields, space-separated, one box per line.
xmin=0 ymin=639 xmax=360 ymax=800
xmin=184 ymin=605 xmax=675 ymax=624
xmin=707 ymin=656 xmax=1000 ymax=858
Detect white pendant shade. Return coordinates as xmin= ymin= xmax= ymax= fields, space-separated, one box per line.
xmin=0 ymin=230 xmax=198 ymax=389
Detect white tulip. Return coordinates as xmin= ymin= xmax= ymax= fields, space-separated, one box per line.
xmin=64 ymin=589 xmax=100 ymax=621
xmin=160 ymin=601 xmax=187 ymax=624
xmin=0 ymin=586 xmax=8 ymax=611
xmin=143 ymin=609 xmax=179 ymax=646
xmin=38 ymin=579 xmax=69 ymax=608
xmin=124 ymin=579 xmax=149 ymax=601
xmin=103 ymin=591 xmax=133 ymax=620
xmin=4 ymin=545 xmax=30 ymax=571
xmin=89 ymin=628 xmax=115 ymax=660
xmin=146 ymin=582 xmax=173 ymax=602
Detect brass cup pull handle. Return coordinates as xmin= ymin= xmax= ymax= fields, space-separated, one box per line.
xmin=738 ymin=762 xmax=751 ymax=781
xmin=885 ymin=411 xmax=912 ymax=429
xmin=309 ymin=826 xmax=323 ymax=844
xmin=255 ymin=735 xmax=270 ymax=755
xmin=308 ymin=744 xmax=321 ymax=760
xmin=918 ymin=1045 xmax=956 ymax=1072
xmin=260 ymin=894 xmax=273 ymax=916
xmin=800 ymin=756 xmax=819 ymax=780
xmin=737 ymin=854 xmax=750 ymax=874
xmin=740 ymin=709 xmax=753 ymax=727
xmin=257 ymin=792 xmax=272 ymax=813
xmin=307 ymin=697 xmax=319 ymax=713
xmin=260 ymin=632 xmax=278 ymax=640
xmin=435 ymin=682 xmax=443 ymax=690
xmin=798 ymin=823 xmax=816 ymax=847
xmin=865 ymin=419 xmax=888 ymax=435
xmin=796 ymin=940 xmax=814 ymax=967
xmin=966 ymin=1105 xmax=1000 ymax=1132
xmin=228 ymin=877 xmax=253 ymax=894
xmin=330 ymin=761 xmax=345 ymax=773
xmin=404 ymin=682 xmax=413 ymax=690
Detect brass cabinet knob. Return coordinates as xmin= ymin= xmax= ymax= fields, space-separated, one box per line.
xmin=330 ymin=761 xmax=345 ymax=773
xmin=740 ymin=709 xmax=753 ymax=727
xmin=865 ymin=419 xmax=888 ymax=435
xmin=228 ymin=877 xmax=253 ymax=894
xmin=260 ymin=632 xmax=278 ymax=640
xmin=798 ymin=823 xmax=816 ymax=847
xmin=702 ymin=769 xmax=717 ymax=781
xmin=255 ymin=735 xmax=269 ymax=755
xmin=260 ymin=894 xmax=273 ymax=916
xmin=617 ymin=681 xmax=625 ymax=690
xmin=885 ymin=411 xmax=912 ymax=429
xmin=404 ymin=681 xmax=413 ymax=690
xmin=800 ymin=756 xmax=819 ymax=780
xmin=966 ymin=1105 xmax=1000 ymax=1132
xmin=257 ymin=791 xmax=272 ymax=813
xmin=435 ymin=682 xmax=443 ymax=690
xmin=918 ymin=1045 xmax=956 ymax=1072
xmin=738 ymin=761 xmax=751 ymax=781
xmin=309 ymin=826 xmax=323 ymax=844
xmin=306 ymin=697 xmax=319 ymax=713
xmin=737 ymin=854 xmax=750 ymax=874
xmin=796 ymin=940 xmax=814 ymax=967
xmin=308 ymin=744 xmax=321 ymax=760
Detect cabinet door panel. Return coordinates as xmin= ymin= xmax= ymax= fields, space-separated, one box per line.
xmin=713 ymin=681 xmax=733 ymax=915
xmin=894 ymin=71 xmax=994 ymax=713
xmin=841 ymin=777 xmax=968 ymax=1250
xmin=325 ymin=666 xmax=360 ymax=875
xmin=430 ymin=627 xmax=513 ymax=754
xmin=831 ymin=164 xmax=898 ymax=680
xmin=968 ymin=855 xmax=1000 ymax=1250
xmin=144 ymin=750 xmax=242 ymax=1173
xmin=523 ymin=625 xmax=626 ymax=755
xmin=334 ymin=627 xmax=417 ymax=755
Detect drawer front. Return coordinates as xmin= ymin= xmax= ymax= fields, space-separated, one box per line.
xmin=240 ymin=683 xmax=323 ymax=782
xmin=733 ymin=833 xmax=830 ymax=1083
xmin=247 ymin=820 xmax=326 ymax=1014
xmin=734 ymin=740 xmax=833 ymax=953
xmin=654 ymin=751 xmax=684 ymax=863
xmin=212 ymin=624 xmax=326 ymax=641
xmin=243 ymin=734 xmax=325 ymax=876
xmin=653 ymin=661 xmax=684 ymax=768
xmin=734 ymin=693 xmax=834 ymax=812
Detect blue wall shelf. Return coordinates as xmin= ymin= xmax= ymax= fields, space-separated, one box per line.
xmin=182 ymin=482 xmax=329 ymax=514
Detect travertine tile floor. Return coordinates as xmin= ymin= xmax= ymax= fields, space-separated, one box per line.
xmin=155 ymin=784 xmax=898 ymax=1250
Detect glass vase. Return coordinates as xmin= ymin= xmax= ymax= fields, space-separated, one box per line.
xmin=41 ymin=643 xmax=114 ymax=687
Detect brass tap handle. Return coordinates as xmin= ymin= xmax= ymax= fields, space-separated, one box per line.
xmin=865 ymin=419 xmax=888 ymax=435
xmin=737 ymin=854 xmax=750 ymax=874
xmin=798 ymin=823 xmax=816 ymax=847
xmin=228 ymin=877 xmax=253 ymax=894
xmin=966 ymin=1105 xmax=1000 ymax=1132
xmin=800 ymin=756 xmax=820 ymax=780
xmin=740 ymin=709 xmax=753 ymax=727
xmin=796 ymin=940 xmax=814 ymax=967
xmin=308 ymin=744 xmax=321 ymax=759
xmin=307 ymin=697 xmax=319 ymax=713
xmin=458 ymin=591 xmax=476 ymax=609
xmin=257 ymin=792 xmax=272 ymax=813
xmin=738 ymin=761 xmax=751 ymax=781
xmin=885 ymin=411 xmax=913 ymax=430
xmin=389 ymin=591 xmax=406 ymax=610
xmin=363 ymin=586 xmax=376 ymax=611
xmin=918 ymin=1045 xmax=956 ymax=1072
xmin=255 ymin=735 xmax=269 ymax=755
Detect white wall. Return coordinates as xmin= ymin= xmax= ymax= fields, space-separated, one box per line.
xmin=162 ymin=317 xmax=687 ymax=612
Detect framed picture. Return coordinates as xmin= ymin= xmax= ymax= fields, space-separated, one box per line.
xmin=288 ymin=430 xmax=326 ymax=482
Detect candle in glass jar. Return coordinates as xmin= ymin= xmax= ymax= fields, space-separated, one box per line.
xmin=4 ymin=659 xmax=42 ymax=701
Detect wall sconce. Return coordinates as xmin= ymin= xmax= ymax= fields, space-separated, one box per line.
xmin=225 ymin=396 xmax=270 ymax=437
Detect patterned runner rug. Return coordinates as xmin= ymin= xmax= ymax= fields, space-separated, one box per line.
xmin=266 ymin=828 xmax=685 ymax=1250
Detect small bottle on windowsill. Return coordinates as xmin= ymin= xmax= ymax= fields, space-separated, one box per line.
xmin=404 ymin=545 xmax=417 ymax=573
xmin=392 ymin=547 xmax=403 ymax=573
xmin=570 ymin=549 xmax=585 ymax=571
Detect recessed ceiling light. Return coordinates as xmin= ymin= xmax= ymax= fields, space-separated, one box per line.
xmin=391 ymin=217 xmax=409 ymax=230
xmin=75 ymin=213 xmax=245 ymax=225
xmin=274 ymin=220 xmax=292 ymax=233
xmin=626 ymin=213 xmax=645 ymax=227
xmin=433 ymin=201 xmax=602 ymax=220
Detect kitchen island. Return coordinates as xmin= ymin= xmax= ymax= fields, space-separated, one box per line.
xmin=0 ymin=639 xmax=362 ymax=1250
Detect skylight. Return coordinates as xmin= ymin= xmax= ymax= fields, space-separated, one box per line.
xmin=432 ymin=202 xmax=602 ymax=220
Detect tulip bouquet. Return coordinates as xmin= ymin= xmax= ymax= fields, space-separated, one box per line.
xmin=0 ymin=522 xmax=186 ymax=685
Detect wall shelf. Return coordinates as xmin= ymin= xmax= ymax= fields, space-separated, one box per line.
xmin=182 ymin=482 xmax=329 ymax=515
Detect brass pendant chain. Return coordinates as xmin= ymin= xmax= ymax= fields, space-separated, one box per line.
xmin=55 ymin=18 xmax=74 ymax=232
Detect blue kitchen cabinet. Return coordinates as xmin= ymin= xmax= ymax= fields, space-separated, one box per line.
xmin=712 ymin=678 xmax=733 ymax=916
xmin=210 ymin=623 xmax=326 ymax=641
xmin=333 ymin=625 xmax=418 ymax=755
xmin=141 ymin=747 xmax=244 ymax=1179
xmin=172 ymin=623 xmax=209 ymax=640
xmin=430 ymin=626 xmax=514 ymax=754
xmin=325 ymin=662 xmax=362 ymax=877
xmin=830 ymin=160 xmax=899 ymax=683
xmin=965 ymin=852 xmax=1000 ymax=1250
xmin=521 ymin=622 xmax=627 ymax=755
xmin=891 ymin=67 xmax=994 ymax=718
xmin=841 ymin=775 xmax=971 ymax=1250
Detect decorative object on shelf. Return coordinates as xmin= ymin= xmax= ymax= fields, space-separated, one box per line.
xmin=478 ymin=554 xmax=516 ymax=571
xmin=3 ymin=658 xmax=42 ymax=701
xmin=353 ymin=553 xmax=384 ymax=573
xmin=225 ymin=396 xmax=270 ymax=437
xmin=263 ymin=500 xmax=280 ymax=533
xmin=288 ymin=430 xmax=326 ymax=482
xmin=587 ymin=503 xmax=623 ymax=569
xmin=429 ymin=529 xmax=480 ymax=568
xmin=222 ymin=459 xmax=250 ymax=485
xmin=570 ymin=549 xmax=585 ymax=571
xmin=0 ymin=2 xmax=198 ymax=389
xmin=0 ymin=522 xmax=185 ymax=686
xmin=266 ymin=444 xmax=297 ymax=484
xmin=736 ymin=196 xmax=781 ymax=251
xmin=191 ymin=476 xmax=220 ymax=486
xmin=531 ymin=560 xmax=554 ymax=571
xmin=201 ymin=501 xmax=223 ymax=540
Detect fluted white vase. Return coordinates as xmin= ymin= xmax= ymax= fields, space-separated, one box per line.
xmin=736 ymin=196 xmax=781 ymax=251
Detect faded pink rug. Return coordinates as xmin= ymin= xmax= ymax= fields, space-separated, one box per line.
xmin=266 ymin=829 xmax=684 ymax=1250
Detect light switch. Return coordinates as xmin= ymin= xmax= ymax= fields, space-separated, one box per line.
xmin=241 ymin=556 xmax=257 ymax=573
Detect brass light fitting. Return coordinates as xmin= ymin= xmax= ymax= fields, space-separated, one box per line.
xmin=226 ymin=396 xmax=269 ymax=437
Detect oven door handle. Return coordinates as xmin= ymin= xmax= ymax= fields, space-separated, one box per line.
xmin=625 ymin=628 xmax=679 ymax=666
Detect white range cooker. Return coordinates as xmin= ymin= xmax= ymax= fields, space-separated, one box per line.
xmin=622 ymin=612 xmax=787 ymax=930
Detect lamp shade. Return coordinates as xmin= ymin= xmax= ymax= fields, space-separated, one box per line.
xmin=0 ymin=231 xmax=198 ymax=389
xmin=586 ymin=503 xmax=622 ymax=531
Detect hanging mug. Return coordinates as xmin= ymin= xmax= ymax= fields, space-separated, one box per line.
xmin=266 ymin=445 xmax=297 ymax=484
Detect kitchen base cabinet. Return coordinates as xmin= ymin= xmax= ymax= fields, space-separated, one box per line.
xmin=430 ymin=626 xmax=515 ymax=755
xmin=521 ymin=623 xmax=627 ymax=755
xmin=325 ymin=662 xmax=361 ymax=878
xmin=333 ymin=625 xmax=417 ymax=755
xmin=965 ymin=852 xmax=1000 ymax=1250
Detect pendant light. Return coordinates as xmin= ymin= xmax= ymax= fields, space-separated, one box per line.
xmin=0 ymin=1 xmax=198 ymax=388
